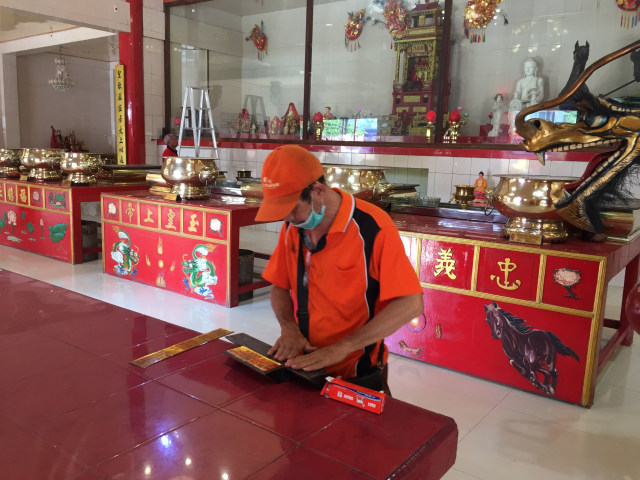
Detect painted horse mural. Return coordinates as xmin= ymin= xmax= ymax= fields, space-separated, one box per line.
xmin=484 ymin=302 xmax=579 ymax=395
xmin=515 ymin=40 xmax=640 ymax=235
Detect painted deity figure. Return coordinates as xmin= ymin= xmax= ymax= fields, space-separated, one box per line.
xmin=111 ymin=230 xmax=139 ymax=276
xmin=509 ymin=58 xmax=544 ymax=112
xmin=474 ymin=171 xmax=487 ymax=201
xmin=182 ymin=245 xmax=218 ymax=300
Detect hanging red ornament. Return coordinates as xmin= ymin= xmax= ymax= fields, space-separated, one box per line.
xmin=345 ymin=9 xmax=366 ymax=52
xmin=617 ymin=0 xmax=640 ymax=28
xmin=246 ymin=22 xmax=268 ymax=61
xmin=464 ymin=0 xmax=503 ymax=43
xmin=383 ymin=0 xmax=408 ymax=49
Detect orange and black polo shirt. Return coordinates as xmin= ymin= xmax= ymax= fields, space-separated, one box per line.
xmin=262 ymin=188 xmax=423 ymax=378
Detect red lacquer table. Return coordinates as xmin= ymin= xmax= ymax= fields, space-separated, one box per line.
xmin=101 ymin=191 xmax=270 ymax=307
xmin=0 ymin=178 xmax=148 ymax=264
xmin=391 ymin=213 xmax=640 ymax=407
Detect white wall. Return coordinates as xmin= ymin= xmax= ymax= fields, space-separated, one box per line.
xmin=17 ymin=53 xmax=114 ymax=151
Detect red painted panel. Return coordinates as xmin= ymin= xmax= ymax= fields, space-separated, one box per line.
xmin=160 ymin=205 xmax=182 ymax=234
xmin=420 ymin=239 xmax=473 ymax=289
xmin=387 ymin=289 xmax=588 ymax=404
xmin=103 ymin=198 xmax=121 ymax=222
xmin=44 ymin=189 xmax=69 ymax=213
xmin=139 ymin=202 xmax=160 ymax=229
xmin=204 ymin=211 xmax=228 ymax=241
xmin=121 ymin=199 xmax=139 ymax=225
xmin=16 ymin=185 xmax=28 ymax=205
xmin=182 ymin=208 xmax=204 ymax=237
xmin=0 ymin=203 xmax=72 ymax=262
xmin=29 ymin=186 xmax=43 ymax=208
xmin=103 ymin=223 xmax=228 ymax=306
xmin=543 ymin=256 xmax=600 ymax=312
xmin=476 ymin=247 xmax=539 ymax=301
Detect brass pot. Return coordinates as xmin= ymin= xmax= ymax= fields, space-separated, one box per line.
xmin=161 ymin=157 xmax=218 ymax=199
xmin=21 ymin=148 xmax=65 ymax=181
xmin=491 ymin=175 xmax=577 ymax=242
xmin=453 ymin=185 xmax=475 ymax=209
xmin=323 ymin=165 xmax=392 ymax=200
xmin=61 ymin=152 xmax=103 ymax=185
xmin=0 ymin=148 xmax=22 ymax=178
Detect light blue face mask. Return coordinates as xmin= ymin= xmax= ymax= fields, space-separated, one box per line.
xmin=291 ymin=196 xmax=325 ymax=230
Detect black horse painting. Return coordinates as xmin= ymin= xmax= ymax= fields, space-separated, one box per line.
xmin=484 ymin=302 xmax=579 ymax=395
xmin=558 ymin=41 xmax=590 ymax=110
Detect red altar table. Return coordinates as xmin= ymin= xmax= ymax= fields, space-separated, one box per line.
xmin=101 ymin=191 xmax=270 ymax=307
xmin=0 ymin=178 xmax=147 ymax=264
xmin=391 ymin=213 xmax=640 ymax=407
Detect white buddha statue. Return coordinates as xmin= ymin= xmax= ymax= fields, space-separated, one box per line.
xmin=509 ymin=58 xmax=544 ymax=112
xmin=488 ymin=93 xmax=507 ymax=137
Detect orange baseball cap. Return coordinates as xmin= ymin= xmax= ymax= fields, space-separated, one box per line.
xmin=255 ymin=145 xmax=323 ymax=222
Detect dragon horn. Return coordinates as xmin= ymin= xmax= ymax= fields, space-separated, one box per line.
xmin=515 ymin=39 xmax=640 ymax=137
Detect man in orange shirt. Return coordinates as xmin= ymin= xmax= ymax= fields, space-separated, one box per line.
xmin=256 ymin=145 xmax=423 ymax=392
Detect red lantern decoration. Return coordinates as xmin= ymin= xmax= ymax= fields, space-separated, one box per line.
xmin=383 ymin=0 xmax=408 ymax=48
xmin=246 ymin=22 xmax=268 ymax=61
xmin=313 ymin=112 xmax=324 ymax=122
xmin=464 ymin=0 xmax=504 ymax=43
xmin=345 ymin=9 xmax=366 ymax=52
xmin=426 ymin=111 xmax=437 ymax=123
xmin=449 ymin=110 xmax=461 ymax=122
xmin=173 ymin=117 xmax=181 ymax=126
xmin=617 ymin=0 xmax=640 ymax=28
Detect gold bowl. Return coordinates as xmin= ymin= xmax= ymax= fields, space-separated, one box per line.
xmin=453 ymin=185 xmax=475 ymax=209
xmin=61 ymin=152 xmax=103 ymax=185
xmin=21 ymin=148 xmax=65 ymax=181
xmin=161 ymin=157 xmax=218 ymax=199
xmin=323 ymin=165 xmax=392 ymax=200
xmin=490 ymin=175 xmax=578 ymax=242
xmin=0 ymin=148 xmax=22 ymax=178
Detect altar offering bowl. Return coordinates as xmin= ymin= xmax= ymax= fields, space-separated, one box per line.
xmin=161 ymin=157 xmax=218 ymax=199
xmin=21 ymin=148 xmax=65 ymax=181
xmin=453 ymin=185 xmax=475 ymax=209
xmin=323 ymin=165 xmax=392 ymax=200
xmin=491 ymin=175 xmax=577 ymax=242
xmin=61 ymin=152 xmax=103 ymax=185
xmin=0 ymin=149 xmax=22 ymax=178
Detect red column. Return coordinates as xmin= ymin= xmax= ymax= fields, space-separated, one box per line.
xmin=118 ymin=0 xmax=145 ymax=164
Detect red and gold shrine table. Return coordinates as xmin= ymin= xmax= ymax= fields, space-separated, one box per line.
xmin=391 ymin=213 xmax=640 ymax=407
xmin=0 ymin=178 xmax=148 ymax=264
xmin=101 ymin=191 xmax=270 ymax=308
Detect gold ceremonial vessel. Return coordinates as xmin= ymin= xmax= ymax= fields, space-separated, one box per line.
xmin=490 ymin=175 xmax=577 ymax=242
xmin=0 ymin=148 xmax=22 ymax=178
xmin=161 ymin=157 xmax=218 ymax=199
xmin=323 ymin=165 xmax=392 ymax=200
xmin=21 ymin=148 xmax=65 ymax=181
xmin=60 ymin=152 xmax=103 ymax=185
xmin=239 ymin=178 xmax=263 ymax=199
xmin=453 ymin=185 xmax=475 ymax=209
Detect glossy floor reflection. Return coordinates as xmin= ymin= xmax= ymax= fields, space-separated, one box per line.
xmin=1 ymin=243 xmax=640 ymax=480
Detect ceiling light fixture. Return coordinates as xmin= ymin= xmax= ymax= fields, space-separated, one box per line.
xmin=48 ymin=47 xmax=74 ymax=92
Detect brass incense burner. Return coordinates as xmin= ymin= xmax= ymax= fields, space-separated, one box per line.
xmin=323 ymin=165 xmax=392 ymax=200
xmin=61 ymin=152 xmax=103 ymax=185
xmin=0 ymin=149 xmax=22 ymax=178
xmin=21 ymin=148 xmax=65 ymax=181
xmin=453 ymin=185 xmax=475 ymax=208
xmin=490 ymin=175 xmax=578 ymax=242
xmin=161 ymin=157 xmax=218 ymax=199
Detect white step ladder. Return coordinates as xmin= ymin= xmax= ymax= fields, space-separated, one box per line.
xmin=177 ymin=86 xmax=219 ymax=159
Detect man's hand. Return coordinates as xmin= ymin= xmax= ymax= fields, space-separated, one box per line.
xmin=285 ymin=343 xmax=350 ymax=372
xmin=268 ymin=323 xmax=317 ymax=361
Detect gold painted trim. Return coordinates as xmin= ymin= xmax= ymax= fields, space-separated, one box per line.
xmin=581 ymin=258 xmax=608 ymax=406
xmin=422 ymin=282 xmax=594 ymax=318
xmin=398 ymin=231 xmax=607 ymax=262
xmin=415 ymin=235 xmax=422 ymax=278
xmin=102 ymin=217 xmax=230 ymax=246
xmin=471 ymin=245 xmax=480 ymax=292
xmin=536 ymin=254 xmax=547 ymax=303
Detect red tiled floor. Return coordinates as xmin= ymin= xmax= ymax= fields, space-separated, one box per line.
xmin=33 ymin=381 xmax=216 ymax=467
xmin=0 ymin=356 xmax=147 ymax=427
xmin=103 ymin=330 xmax=234 ymax=380
xmin=156 ymin=354 xmax=274 ymax=407
xmin=0 ymin=412 xmax=90 ymax=480
xmin=223 ymin=379 xmax=352 ymax=442
xmin=94 ymin=409 xmax=296 ymax=479
xmin=247 ymin=447 xmax=372 ymax=480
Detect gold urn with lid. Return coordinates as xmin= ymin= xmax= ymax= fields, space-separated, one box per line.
xmin=21 ymin=148 xmax=65 ymax=181
xmin=0 ymin=149 xmax=22 ymax=178
xmin=161 ymin=157 xmax=219 ymax=199
xmin=61 ymin=152 xmax=104 ymax=185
